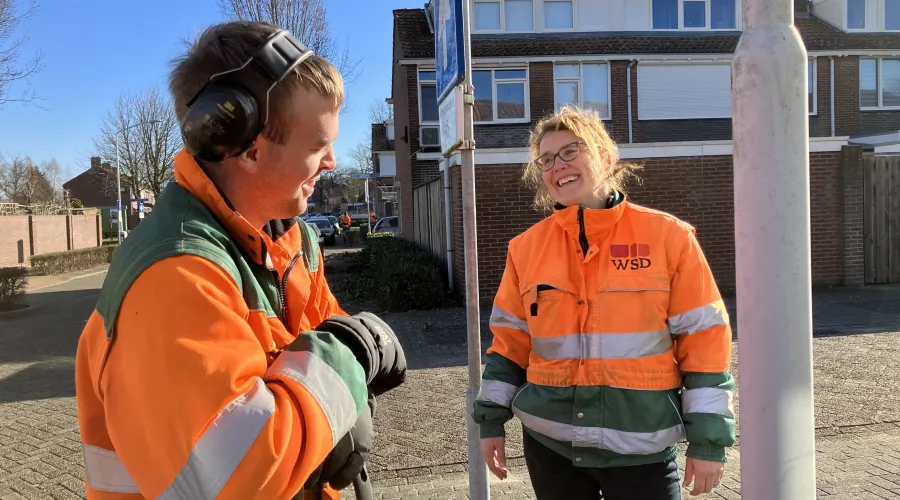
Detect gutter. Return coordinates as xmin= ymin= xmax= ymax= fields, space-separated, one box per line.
xmin=626 ymin=60 xmax=637 ymax=144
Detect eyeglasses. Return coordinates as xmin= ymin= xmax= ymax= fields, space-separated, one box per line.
xmin=533 ymin=141 xmax=586 ymax=172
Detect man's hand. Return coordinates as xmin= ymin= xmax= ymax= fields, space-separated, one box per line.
xmin=683 ymin=457 xmax=725 ymax=496
xmin=479 ymin=437 xmax=508 ymax=480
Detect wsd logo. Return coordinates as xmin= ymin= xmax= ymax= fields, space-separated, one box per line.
xmin=610 ymin=243 xmax=652 ymax=270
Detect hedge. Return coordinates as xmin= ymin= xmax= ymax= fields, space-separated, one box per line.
xmin=0 ymin=267 xmax=28 ymax=307
xmin=30 ymin=245 xmax=118 ymax=276
xmin=358 ymin=233 xmax=457 ymax=311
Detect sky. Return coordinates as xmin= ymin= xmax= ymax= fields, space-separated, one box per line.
xmin=0 ymin=0 xmax=425 ymax=180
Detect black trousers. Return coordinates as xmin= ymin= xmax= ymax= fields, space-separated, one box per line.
xmin=522 ymin=430 xmax=682 ymax=500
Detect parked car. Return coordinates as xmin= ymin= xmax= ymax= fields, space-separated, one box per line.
xmin=326 ymin=215 xmax=341 ymax=235
xmin=372 ymin=216 xmax=399 ymax=235
xmin=307 ymin=217 xmax=336 ymax=245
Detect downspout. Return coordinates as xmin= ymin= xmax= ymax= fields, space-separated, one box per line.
xmin=442 ymin=158 xmax=454 ymax=291
xmin=829 ymin=56 xmax=835 ymax=137
xmin=626 ymin=60 xmax=637 ymax=144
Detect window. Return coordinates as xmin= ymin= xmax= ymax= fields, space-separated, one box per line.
xmin=554 ymin=63 xmax=611 ymax=119
xmin=652 ymin=0 xmax=736 ymax=29
xmin=473 ymin=0 xmax=534 ymax=31
xmin=808 ymin=59 xmax=817 ymax=115
xmin=860 ymin=58 xmax=900 ymax=109
xmin=887 ymin=0 xmax=900 ymax=30
xmin=847 ymin=0 xmax=865 ymax=29
xmin=418 ymin=71 xmax=439 ymax=123
xmin=544 ymin=0 xmax=574 ymax=29
xmin=472 ymin=69 xmax=529 ymax=122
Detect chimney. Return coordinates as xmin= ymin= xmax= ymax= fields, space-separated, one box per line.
xmin=90 ymin=156 xmax=101 ymax=170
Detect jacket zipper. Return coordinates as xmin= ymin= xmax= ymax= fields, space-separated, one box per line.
xmin=577 ymin=206 xmax=588 ymax=365
xmin=277 ymin=251 xmax=303 ymax=330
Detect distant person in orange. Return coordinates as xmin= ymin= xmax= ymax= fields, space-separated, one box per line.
xmin=74 ymin=21 xmax=406 ymax=500
xmin=340 ymin=212 xmax=351 ymax=229
xmin=370 ymin=211 xmax=377 ymax=224
xmin=473 ymin=106 xmax=735 ymax=499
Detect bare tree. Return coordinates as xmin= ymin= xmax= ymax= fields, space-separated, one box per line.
xmin=93 ymin=86 xmax=182 ymax=198
xmin=369 ymin=99 xmax=393 ymax=124
xmin=0 ymin=0 xmax=44 ymax=108
xmin=218 ymin=0 xmax=362 ymax=111
xmin=0 ymin=153 xmax=60 ymax=206
xmin=348 ymin=141 xmax=373 ymax=173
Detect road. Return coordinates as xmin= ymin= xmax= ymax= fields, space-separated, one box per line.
xmin=1 ymin=269 xmax=900 ymax=499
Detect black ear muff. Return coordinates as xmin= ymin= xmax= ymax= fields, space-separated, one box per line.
xmin=178 ymin=29 xmax=314 ymax=164
xmin=180 ymin=84 xmax=260 ymax=163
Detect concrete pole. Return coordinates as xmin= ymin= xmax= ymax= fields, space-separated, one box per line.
xmin=459 ymin=0 xmax=489 ymax=498
xmin=732 ymin=0 xmax=817 ymax=498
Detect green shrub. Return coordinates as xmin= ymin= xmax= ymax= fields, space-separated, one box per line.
xmin=0 ymin=267 xmax=28 ymax=307
xmin=346 ymin=227 xmax=359 ymax=246
xmin=30 ymin=245 xmax=118 ymax=276
xmin=358 ymin=235 xmax=457 ymax=312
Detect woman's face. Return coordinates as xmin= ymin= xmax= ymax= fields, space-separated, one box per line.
xmin=538 ymin=130 xmax=605 ymax=208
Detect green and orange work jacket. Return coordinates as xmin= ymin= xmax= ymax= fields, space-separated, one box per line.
xmin=75 ymin=150 xmax=366 ymax=499
xmin=473 ymin=194 xmax=736 ymax=467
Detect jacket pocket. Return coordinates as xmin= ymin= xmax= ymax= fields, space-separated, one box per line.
xmin=519 ymin=278 xmax=581 ymax=342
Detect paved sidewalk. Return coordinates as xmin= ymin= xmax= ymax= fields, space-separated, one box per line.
xmin=25 ymin=266 xmax=109 ymax=293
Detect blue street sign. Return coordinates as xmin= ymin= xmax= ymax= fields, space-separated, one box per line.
xmin=434 ymin=0 xmax=466 ymax=103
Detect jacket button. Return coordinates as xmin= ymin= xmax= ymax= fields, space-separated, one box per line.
xmin=577 ymin=412 xmax=584 ymax=418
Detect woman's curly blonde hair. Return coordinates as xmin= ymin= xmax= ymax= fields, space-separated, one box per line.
xmin=523 ymin=105 xmax=642 ymax=211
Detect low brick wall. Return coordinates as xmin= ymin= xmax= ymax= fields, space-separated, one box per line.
xmin=0 ymin=215 xmax=102 ymax=268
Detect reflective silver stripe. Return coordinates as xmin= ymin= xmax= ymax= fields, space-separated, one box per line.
xmin=83 ymin=444 xmax=140 ymax=494
xmin=513 ymin=408 xmax=685 ymax=455
xmin=682 ymin=387 xmax=735 ymax=418
xmin=158 ymin=377 xmax=275 ymax=500
xmin=668 ymin=301 xmax=728 ymax=335
xmin=531 ymin=329 xmax=672 ymax=360
xmin=264 ymin=350 xmax=359 ymax=448
xmin=490 ymin=306 xmax=529 ymax=334
xmin=476 ymin=379 xmax=519 ymax=407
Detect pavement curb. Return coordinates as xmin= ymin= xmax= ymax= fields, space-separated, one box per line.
xmin=26 ymin=267 xmax=109 ymax=293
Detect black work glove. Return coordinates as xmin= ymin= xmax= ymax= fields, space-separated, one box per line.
xmin=303 ymin=393 xmax=376 ymax=491
xmin=316 ymin=312 xmax=407 ymax=396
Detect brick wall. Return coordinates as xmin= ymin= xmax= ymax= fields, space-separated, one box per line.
xmin=32 ymin=216 xmax=69 ymax=256
xmin=0 ymin=215 xmax=101 ymax=268
xmin=446 ymin=151 xmax=861 ymax=304
xmin=833 ymin=56 xmax=861 ymax=135
xmin=860 ymin=110 xmax=900 ymax=133
xmin=0 ymin=216 xmax=31 ymax=267
xmin=392 ymin=24 xmax=415 ymax=240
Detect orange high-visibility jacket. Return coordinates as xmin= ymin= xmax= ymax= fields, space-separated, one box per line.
xmin=473 ymin=195 xmax=736 ymax=467
xmin=75 ymin=150 xmax=368 ymax=499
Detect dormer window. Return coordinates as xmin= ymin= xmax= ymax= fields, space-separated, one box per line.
xmin=652 ymin=0 xmax=737 ymax=30
xmin=847 ymin=0 xmax=866 ymax=29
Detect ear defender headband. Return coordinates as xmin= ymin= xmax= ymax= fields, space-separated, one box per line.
xmin=179 ymin=29 xmax=314 ymax=163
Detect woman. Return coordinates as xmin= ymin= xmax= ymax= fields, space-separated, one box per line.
xmin=473 ymin=106 xmax=736 ymax=500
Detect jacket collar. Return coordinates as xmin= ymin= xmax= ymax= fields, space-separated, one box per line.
xmin=552 ymin=190 xmax=627 ymax=241
xmin=173 ymin=148 xmax=295 ymax=267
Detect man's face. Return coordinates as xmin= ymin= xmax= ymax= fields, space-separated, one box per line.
xmin=248 ymin=87 xmax=339 ymax=220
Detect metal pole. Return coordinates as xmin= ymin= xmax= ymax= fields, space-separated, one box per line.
xmin=732 ymin=0 xmax=817 ymax=497
xmin=459 ymin=0 xmax=488 ymax=498
xmin=115 ymin=136 xmax=123 ymax=244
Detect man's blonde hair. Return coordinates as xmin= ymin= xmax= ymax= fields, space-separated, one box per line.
xmin=524 ymin=105 xmax=641 ymax=210
xmin=168 ymin=21 xmax=344 ymax=145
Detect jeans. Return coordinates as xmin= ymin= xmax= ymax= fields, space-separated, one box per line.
xmin=522 ymin=429 xmax=682 ymax=500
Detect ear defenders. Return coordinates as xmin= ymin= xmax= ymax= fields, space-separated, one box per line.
xmin=179 ymin=29 xmax=314 ymax=163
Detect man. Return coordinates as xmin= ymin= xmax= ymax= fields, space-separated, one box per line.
xmin=75 ymin=21 xmax=404 ymax=500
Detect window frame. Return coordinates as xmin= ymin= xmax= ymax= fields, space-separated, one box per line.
xmin=808 ymin=58 xmax=817 ymax=116
xmin=885 ymin=0 xmax=900 ymax=31
xmin=542 ymin=0 xmax=576 ymax=31
xmin=552 ymin=61 xmax=613 ymax=120
xmin=651 ymin=0 xmax=739 ymax=30
xmin=472 ymin=0 xmax=536 ymax=33
xmin=846 ymin=0 xmax=866 ymax=30
xmin=417 ymin=69 xmax=439 ymax=126
xmin=471 ymin=67 xmax=531 ymax=124
xmin=859 ymin=57 xmax=900 ymax=111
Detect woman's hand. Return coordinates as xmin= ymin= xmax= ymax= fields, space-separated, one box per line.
xmin=683 ymin=457 xmax=725 ymax=496
xmin=479 ymin=437 xmax=508 ymax=480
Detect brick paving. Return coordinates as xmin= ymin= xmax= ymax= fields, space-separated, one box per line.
xmin=2 ymin=268 xmax=900 ymax=499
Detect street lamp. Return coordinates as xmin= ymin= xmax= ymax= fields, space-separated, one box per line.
xmin=114 ymin=119 xmax=161 ymax=243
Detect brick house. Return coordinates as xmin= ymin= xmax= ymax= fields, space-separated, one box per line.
xmin=379 ymin=0 xmax=900 ymax=301
xmin=371 ymin=112 xmax=399 ymax=217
